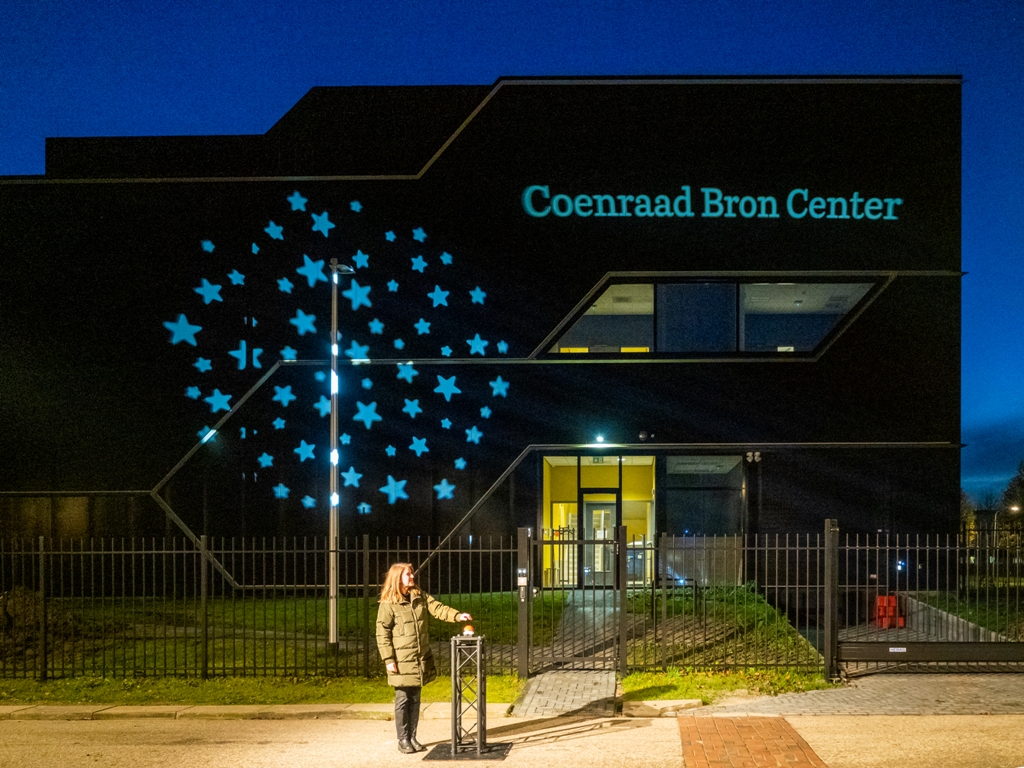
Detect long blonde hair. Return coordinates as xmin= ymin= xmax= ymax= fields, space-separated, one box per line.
xmin=379 ymin=562 xmax=417 ymax=604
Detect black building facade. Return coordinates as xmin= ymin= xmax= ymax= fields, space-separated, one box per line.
xmin=0 ymin=77 xmax=961 ymax=545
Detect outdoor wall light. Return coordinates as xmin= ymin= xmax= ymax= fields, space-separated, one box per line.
xmin=596 ymin=435 xmax=605 ymax=443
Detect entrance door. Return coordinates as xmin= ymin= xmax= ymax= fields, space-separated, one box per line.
xmin=580 ymin=489 xmax=620 ymax=588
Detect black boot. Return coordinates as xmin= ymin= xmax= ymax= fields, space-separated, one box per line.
xmin=397 ymin=739 xmax=417 ymax=754
xmin=410 ymin=695 xmax=425 ymax=751
xmin=410 ymin=736 xmax=426 ymax=752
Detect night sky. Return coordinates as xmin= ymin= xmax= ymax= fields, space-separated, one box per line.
xmin=1 ymin=1 xmax=1022 ymax=501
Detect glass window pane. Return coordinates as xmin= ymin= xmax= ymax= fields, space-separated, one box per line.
xmin=740 ymin=283 xmax=871 ymax=352
xmin=656 ymin=283 xmax=737 ymax=353
xmin=552 ymin=283 xmax=653 ymax=353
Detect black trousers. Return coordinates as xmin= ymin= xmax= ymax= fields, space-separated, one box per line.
xmin=394 ymin=686 xmax=422 ymax=741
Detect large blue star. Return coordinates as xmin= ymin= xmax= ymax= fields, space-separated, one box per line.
xmin=258 ymin=453 xmax=274 ymax=468
xmin=379 ymin=475 xmax=409 ymax=505
xmin=265 ymin=221 xmax=284 ymax=240
xmin=287 ymin=191 xmax=308 ymax=211
xmin=414 ymin=318 xmax=431 ymax=335
xmin=290 ymin=309 xmax=317 ymax=335
xmin=434 ymin=479 xmax=456 ymax=500
xmin=345 ymin=340 xmax=369 ymax=360
xmin=470 ymin=286 xmax=487 ymax=305
xmin=396 ymin=362 xmax=418 ymax=383
xmin=194 ymin=357 xmax=212 ymax=372
xmin=403 ymin=399 xmax=422 ymax=419
xmin=467 ymin=334 xmax=488 ymax=356
xmin=353 ymin=401 xmax=382 ymax=429
xmin=273 ymin=483 xmax=290 ymax=499
xmin=411 ymin=256 xmax=427 ymax=273
xmin=369 ymin=318 xmax=384 ymax=334
xmin=465 ymin=426 xmax=483 ymax=444
xmin=412 ymin=227 xmax=427 ymax=242
xmin=164 ymin=314 xmax=202 ymax=346
xmin=341 ymin=466 xmax=362 ymax=488
xmin=273 ymin=385 xmax=296 ymax=407
xmin=296 ymin=255 xmax=328 ymax=288
xmin=228 ymin=269 xmax=245 ymax=285
xmin=204 ymin=389 xmax=232 ymax=413
xmin=434 ymin=375 xmax=461 ymax=401
xmin=342 ymin=279 xmax=372 ymax=310
xmin=409 ymin=437 xmax=429 ymax=457
xmin=194 ymin=279 xmax=223 ymax=304
xmin=294 ymin=440 xmax=315 ymax=462
xmin=278 ymin=277 xmax=294 ymax=294
xmin=311 ymin=211 xmax=335 ymax=237
xmin=427 ymin=285 xmax=449 ymax=307
xmin=490 ymin=376 xmax=510 ymax=397
xmin=313 ymin=395 xmax=331 ymax=417
xmin=352 ymin=250 xmax=369 ymax=269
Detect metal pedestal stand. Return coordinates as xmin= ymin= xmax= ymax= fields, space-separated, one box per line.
xmin=424 ymin=635 xmax=512 ymax=761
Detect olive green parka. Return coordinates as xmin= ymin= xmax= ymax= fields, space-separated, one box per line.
xmin=376 ymin=590 xmax=462 ymax=687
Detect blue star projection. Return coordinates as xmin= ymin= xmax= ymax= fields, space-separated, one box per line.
xmin=162 ymin=191 xmax=514 ymax=517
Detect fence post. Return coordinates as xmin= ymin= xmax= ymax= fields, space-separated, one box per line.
xmin=363 ymin=533 xmax=371 ymax=677
xmin=659 ymin=533 xmax=668 ymax=671
xmin=200 ymin=535 xmax=209 ymax=680
xmin=618 ymin=526 xmax=628 ymax=676
xmin=37 ymin=536 xmax=47 ymax=682
xmin=823 ymin=519 xmax=839 ymax=680
xmin=516 ymin=528 xmax=530 ymax=679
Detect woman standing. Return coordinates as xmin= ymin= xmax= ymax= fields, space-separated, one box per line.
xmin=376 ymin=562 xmax=472 ymax=754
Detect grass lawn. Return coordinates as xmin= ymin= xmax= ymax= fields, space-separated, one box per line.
xmin=621 ymin=667 xmax=838 ymax=705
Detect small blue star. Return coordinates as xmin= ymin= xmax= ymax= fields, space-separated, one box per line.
xmin=273 ymin=418 xmax=286 ymax=429
xmin=186 ymin=386 xmax=201 ymax=400
xmin=454 ymin=458 xmax=467 ymax=470
xmin=388 ymin=280 xmax=399 ymax=292
xmin=280 ymin=346 xmax=297 ymax=360
xmin=397 ymin=362 xmax=418 ymax=383
xmin=353 ymin=401 xmax=382 ymax=430
xmin=345 ymin=340 xmax=369 ymax=359
xmin=273 ymin=385 xmax=296 ymax=407
xmin=480 ymin=406 xmax=492 ymax=419
xmin=296 ymin=255 xmax=328 ymax=288
xmin=352 ymin=250 xmax=369 ymax=269
xmin=295 ymin=440 xmax=315 ymax=462
xmin=201 ymin=240 xmax=215 ymax=253
xmin=411 ymin=256 xmax=427 ymax=273
xmin=385 ymin=445 xmax=397 ymax=457
xmin=342 ymin=466 xmax=362 ymax=487
xmin=441 ymin=346 xmax=452 ymax=357
xmin=302 ymin=496 xmax=316 ymax=509
xmin=341 ymin=433 xmax=351 ymax=444
xmin=287 ymin=191 xmax=308 ymax=211
xmin=198 ymin=426 xmax=216 ymax=442
xmin=412 ymin=227 xmax=427 ymax=242
xmin=394 ymin=338 xmax=405 ymax=350
xmin=164 ymin=315 xmax=202 ymax=346
xmin=385 ymin=230 xmax=396 ymax=242
xmin=311 ymin=211 xmax=335 ymax=237
xmin=490 ymin=376 xmax=510 ymax=397
xmin=258 ymin=453 xmax=274 ymax=468
xmin=369 ymin=318 xmax=384 ymax=334
xmin=252 ymin=243 xmax=259 ymax=254
xmin=350 ymin=200 xmax=362 ymax=212
xmin=273 ymin=483 xmax=290 ymax=499
xmin=358 ymin=502 xmax=371 ymax=515
xmin=441 ymin=418 xmax=452 ymax=429
xmin=428 ymin=285 xmax=449 ymax=307
xmin=342 ymin=279 xmax=372 ymax=310
xmin=497 ymin=340 xmax=509 ymax=354
xmin=409 ymin=436 xmax=429 ymax=457
xmin=470 ymin=286 xmax=487 ymax=304
xmin=315 ymin=371 xmax=327 ymax=382
xmin=278 ymin=277 xmax=294 ymax=294
xmin=379 ymin=475 xmax=409 ymax=504
xmin=403 ymin=399 xmax=423 ymax=419
xmin=314 ymin=395 xmax=331 ymax=417
xmin=440 ymin=251 xmax=453 ymax=265
xmin=194 ymin=357 xmax=212 ymax=372
xmin=414 ymin=318 xmax=431 ymax=335
xmin=290 ymin=309 xmax=317 ymax=336
xmin=204 ymin=389 xmax=232 ymax=413
xmin=434 ymin=479 xmax=456 ymax=500
xmin=265 ymin=221 xmax=284 ymax=240
xmin=465 ymin=425 xmax=483 ymax=444
xmin=361 ymin=377 xmax=373 ymax=389
xmin=228 ymin=270 xmax=245 ymax=286
xmin=467 ymin=334 xmax=488 ymax=356
xmin=194 ymin=279 xmax=223 ymax=304
xmin=434 ymin=375 xmax=461 ymax=401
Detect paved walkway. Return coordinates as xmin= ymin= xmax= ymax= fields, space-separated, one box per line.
xmin=515 ymin=670 xmax=619 ymax=717
xmin=679 ymin=716 xmax=828 ymax=768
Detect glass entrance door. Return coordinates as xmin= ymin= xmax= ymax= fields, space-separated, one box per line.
xmin=580 ymin=491 xmax=619 ymax=587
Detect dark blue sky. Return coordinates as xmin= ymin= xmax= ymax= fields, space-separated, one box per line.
xmin=2 ymin=1 xmax=1022 ymax=501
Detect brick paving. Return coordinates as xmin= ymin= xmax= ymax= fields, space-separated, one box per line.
xmin=678 ymin=716 xmax=828 ymax=767
xmin=514 ymin=670 xmax=618 ymax=717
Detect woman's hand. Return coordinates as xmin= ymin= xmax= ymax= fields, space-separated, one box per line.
xmin=457 ymin=612 xmax=472 ymax=621
xmin=386 ymin=661 xmax=397 ymax=674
